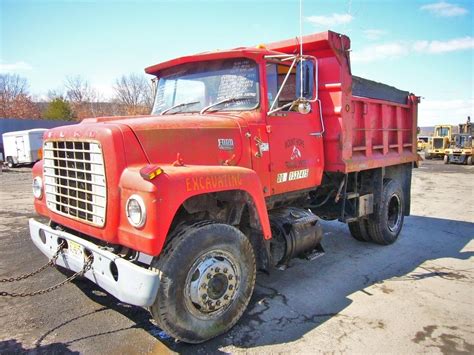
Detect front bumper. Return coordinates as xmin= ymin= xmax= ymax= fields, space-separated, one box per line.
xmin=448 ymin=154 xmax=466 ymax=164
xmin=29 ymin=219 xmax=160 ymax=307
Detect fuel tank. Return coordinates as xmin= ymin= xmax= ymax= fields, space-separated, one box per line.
xmin=269 ymin=207 xmax=324 ymax=267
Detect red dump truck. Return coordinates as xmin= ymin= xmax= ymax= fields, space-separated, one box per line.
xmin=29 ymin=31 xmax=419 ymax=343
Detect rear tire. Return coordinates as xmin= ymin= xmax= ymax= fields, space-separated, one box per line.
xmin=348 ymin=219 xmax=370 ymax=242
xmin=443 ymin=155 xmax=449 ymax=164
xmin=149 ymin=221 xmax=256 ymax=343
xmin=366 ymin=179 xmax=404 ymax=245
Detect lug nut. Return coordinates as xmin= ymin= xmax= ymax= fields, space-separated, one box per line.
xmin=228 ymin=275 xmax=233 ymax=280
xmin=223 ymin=268 xmax=228 ymax=273
xmin=207 ymin=274 xmax=211 ymax=279
xmin=202 ymin=294 xmax=207 ymax=299
xmin=215 ymin=267 xmax=220 ymax=273
xmin=229 ymin=285 xmax=234 ymax=290
xmin=216 ymin=301 xmax=221 ymax=306
xmin=224 ymin=295 xmax=229 ymax=300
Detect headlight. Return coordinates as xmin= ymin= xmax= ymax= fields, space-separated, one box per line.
xmin=32 ymin=176 xmax=43 ymax=199
xmin=126 ymin=195 xmax=146 ymax=228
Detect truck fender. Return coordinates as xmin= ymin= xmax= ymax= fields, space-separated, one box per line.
xmin=118 ymin=164 xmax=271 ymax=256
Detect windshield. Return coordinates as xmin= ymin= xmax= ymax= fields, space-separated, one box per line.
xmin=456 ymin=134 xmax=471 ymax=147
xmin=436 ymin=127 xmax=450 ymax=137
xmin=152 ymin=58 xmax=259 ymax=115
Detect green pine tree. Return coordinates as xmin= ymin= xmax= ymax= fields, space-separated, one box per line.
xmin=43 ymin=97 xmax=74 ymax=120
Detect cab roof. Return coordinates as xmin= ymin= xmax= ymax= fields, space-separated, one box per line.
xmin=144 ymin=30 xmax=345 ymax=75
xmin=144 ymin=47 xmax=280 ymax=75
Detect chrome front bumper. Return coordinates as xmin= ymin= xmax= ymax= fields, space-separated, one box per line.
xmin=29 ymin=219 xmax=160 ymax=307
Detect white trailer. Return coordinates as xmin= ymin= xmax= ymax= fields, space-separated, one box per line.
xmin=2 ymin=128 xmax=47 ymax=168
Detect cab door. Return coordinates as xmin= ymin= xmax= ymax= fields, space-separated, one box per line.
xmin=264 ymin=62 xmax=324 ymax=195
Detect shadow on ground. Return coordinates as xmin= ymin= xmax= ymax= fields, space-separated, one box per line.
xmin=15 ymin=215 xmax=473 ymax=353
xmin=0 ymin=339 xmax=79 ymax=354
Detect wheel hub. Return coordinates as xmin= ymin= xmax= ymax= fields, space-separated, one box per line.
xmin=187 ymin=253 xmax=239 ymax=315
xmin=387 ymin=194 xmax=402 ymax=232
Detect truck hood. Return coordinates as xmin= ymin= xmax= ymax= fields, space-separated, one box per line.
xmin=85 ymin=114 xmax=247 ymax=166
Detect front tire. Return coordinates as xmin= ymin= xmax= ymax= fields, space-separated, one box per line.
xmin=366 ymin=179 xmax=404 ymax=245
xmin=468 ymin=156 xmax=473 ymax=165
xmin=444 ymin=155 xmax=449 ymax=164
xmin=149 ymin=221 xmax=256 ymax=343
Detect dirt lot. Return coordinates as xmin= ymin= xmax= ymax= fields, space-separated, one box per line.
xmin=0 ymin=160 xmax=473 ymax=354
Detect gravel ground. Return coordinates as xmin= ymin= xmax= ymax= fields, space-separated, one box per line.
xmin=0 ymin=160 xmax=473 ymax=354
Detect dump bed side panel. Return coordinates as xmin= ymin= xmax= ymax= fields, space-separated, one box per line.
xmin=347 ymin=95 xmax=418 ymax=172
xmin=265 ymin=31 xmax=419 ymax=174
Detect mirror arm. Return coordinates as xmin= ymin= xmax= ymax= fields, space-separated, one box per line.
xmin=268 ymin=102 xmax=294 ymax=115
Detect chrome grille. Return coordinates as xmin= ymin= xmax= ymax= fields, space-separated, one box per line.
xmin=43 ymin=141 xmax=107 ymax=227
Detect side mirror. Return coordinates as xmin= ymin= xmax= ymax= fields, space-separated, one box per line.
xmin=296 ymin=59 xmax=315 ymax=100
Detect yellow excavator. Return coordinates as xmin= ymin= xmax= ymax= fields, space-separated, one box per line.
xmin=444 ymin=117 xmax=473 ymax=165
xmin=425 ymin=125 xmax=454 ymax=159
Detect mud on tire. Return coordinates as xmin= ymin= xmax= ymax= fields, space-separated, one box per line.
xmin=149 ymin=221 xmax=256 ymax=343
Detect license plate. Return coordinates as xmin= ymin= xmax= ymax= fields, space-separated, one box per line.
xmin=68 ymin=240 xmax=84 ymax=260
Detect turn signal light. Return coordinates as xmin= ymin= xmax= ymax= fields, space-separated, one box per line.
xmin=140 ymin=165 xmax=163 ymax=181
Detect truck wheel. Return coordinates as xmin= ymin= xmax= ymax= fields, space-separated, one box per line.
xmin=366 ymin=179 xmax=404 ymax=245
xmin=6 ymin=157 xmax=15 ymax=168
xmin=443 ymin=155 xmax=449 ymax=164
xmin=348 ymin=219 xmax=370 ymax=242
xmin=468 ymin=156 xmax=473 ymax=165
xmin=149 ymin=221 xmax=256 ymax=343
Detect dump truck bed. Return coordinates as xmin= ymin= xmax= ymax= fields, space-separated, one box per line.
xmin=266 ymin=31 xmax=419 ymax=173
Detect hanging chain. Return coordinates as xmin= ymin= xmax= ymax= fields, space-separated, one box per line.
xmin=0 ymin=242 xmax=65 ymax=283
xmin=0 ymin=242 xmax=94 ymax=297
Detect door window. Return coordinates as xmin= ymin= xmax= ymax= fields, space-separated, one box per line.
xmin=266 ymin=63 xmax=297 ymax=111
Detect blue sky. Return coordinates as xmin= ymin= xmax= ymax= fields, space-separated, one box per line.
xmin=1 ymin=0 xmax=473 ymax=125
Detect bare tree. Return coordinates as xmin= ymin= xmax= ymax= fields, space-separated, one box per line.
xmin=63 ymin=76 xmax=109 ymax=119
xmin=0 ymin=74 xmax=40 ymax=118
xmin=65 ymin=75 xmax=95 ymax=103
xmin=113 ymin=73 xmax=154 ymax=115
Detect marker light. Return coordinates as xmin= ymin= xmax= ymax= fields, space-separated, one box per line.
xmin=140 ymin=165 xmax=163 ymax=181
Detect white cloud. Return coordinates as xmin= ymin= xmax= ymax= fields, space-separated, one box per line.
xmin=352 ymin=36 xmax=474 ymax=63
xmin=0 ymin=61 xmax=33 ymax=73
xmin=420 ymin=1 xmax=468 ymax=17
xmin=418 ymin=98 xmax=474 ymax=126
xmin=305 ymin=13 xmax=353 ymax=27
xmin=413 ymin=36 xmax=474 ymax=53
xmin=351 ymin=42 xmax=408 ymax=63
xmin=363 ymin=29 xmax=387 ymax=40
